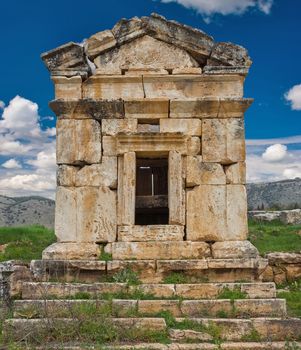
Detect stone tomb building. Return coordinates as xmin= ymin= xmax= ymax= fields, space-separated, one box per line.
xmin=42 ymin=14 xmax=258 ymax=265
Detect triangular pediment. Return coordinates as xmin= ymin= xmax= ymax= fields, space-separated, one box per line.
xmin=41 ymin=13 xmax=252 ymax=78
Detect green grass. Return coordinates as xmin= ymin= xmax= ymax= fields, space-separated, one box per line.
xmin=217 ymin=286 xmax=247 ymax=300
xmin=0 ymin=225 xmax=55 ymax=262
xmin=278 ymin=290 xmax=301 ymax=318
xmin=248 ymin=220 xmax=301 ymax=255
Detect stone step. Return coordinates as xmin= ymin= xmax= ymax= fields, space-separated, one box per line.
xmin=4 ymin=317 xmax=301 ymax=343
xmin=21 ymin=282 xmax=276 ymax=300
xmin=174 ymin=317 xmax=301 ymax=342
xmin=13 ymin=298 xmax=287 ymax=318
xmin=33 ymin=343 xmax=301 ymax=350
xmin=31 ymin=257 xmax=268 ymax=283
xmin=3 ymin=317 xmax=166 ymax=343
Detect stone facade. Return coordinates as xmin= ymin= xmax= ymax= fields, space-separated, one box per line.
xmin=41 ymin=13 xmax=255 ymax=261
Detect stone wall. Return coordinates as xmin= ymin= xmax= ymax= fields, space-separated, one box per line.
xmin=262 ymin=253 xmax=301 ymax=284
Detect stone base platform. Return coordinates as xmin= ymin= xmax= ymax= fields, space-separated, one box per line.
xmin=31 ymin=256 xmax=268 ymax=283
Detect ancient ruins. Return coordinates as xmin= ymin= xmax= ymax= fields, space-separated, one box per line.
xmin=42 ymin=13 xmax=256 ymax=264
xmin=2 ymin=14 xmax=301 ymax=348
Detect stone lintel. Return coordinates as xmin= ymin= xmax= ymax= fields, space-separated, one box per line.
xmin=116 ymin=133 xmax=187 ymax=155
xmin=118 ymin=225 xmax=184 ymax=242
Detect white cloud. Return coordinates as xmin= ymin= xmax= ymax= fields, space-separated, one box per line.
xmin=0 ymin=95 xmax=56 ymax=198
xmin=159 ymin=0 xmax=273 ymax=20
xmin=2 ymin=159 xmax=22 ymax=169
xmin=283 ymin=168 xmax=301 ymax=179
xmin=0 ymin=101 xmax=4 ymax=110
xmin=246 ymin=136 xmax=301 ymax=183
xmin=262 ymin=144 xmax=288 ymax=162
xmin=285 ymin=84 xmax=301 ymax=111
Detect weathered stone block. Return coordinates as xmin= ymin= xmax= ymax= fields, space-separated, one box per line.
xmin=212 ymin=241 xmax=258 ymax=259
xmin=143 ymin=75 xmax=244 ymax=99
xmin=169 ymin=151 xmax=185 ymax=225
xmin=170 ymin=98 xmax=219 ymax=119
xmin=57 ymin=157 xmax=117 ymax=188
xmin=225 ymin=162 xmax=246 ymax=184
xmin=125 ymin=68 xmax=169 ymax=76
xmin=227 ymin=185 xmax=248 ymax=240
xmin=187 ymin=137 xmax=201 ymax=155
xmin=124 ymin=98 xmax=169 ymax=119
xmin=77 ymin=186 xmax=117 ymax=243
xmin=55 ymin=187 xmax=77 ymax=242
xmin=42 ymin=242 xmax=101 ymax=260
xmin=160 ymin=119 xmax=202 ymax=136
xmin=172 ymin=67 xmax=203 ymax=75
xmin=83 ymin=76 xmax=144 ymax=99
xmin=52 ymin=76 xmax=82 ymax=100
xmin=85 ymin=30 xmax=117 ymax=60
xmin=102 ymin=136 xmax=117 ymax=156
xmin=202 ymin=118 xmax=245 ymax=163
xmin=56 ymin=119 xmax=101 ymax=165
xmin=118 ymin=225 xmax=184 ymax=241
xmin=138 ymin=300 xmax=181 ymax=316
xmin=102 ymin=119 xmax=137 ymax=136
xmin=117 ymin=152 xmax=136 ymax=225
xmin=107 ymin=260 xmax=156 ymax=283
xmin=109 ymin=242 xmax=210 ymax=260
xmin=186 ymin=157 xmax=226 ymax=186
xmin=186 ymin=185 xmax=226 ymax=241
xmin=157 ymin=260 xmax=208 ymax=274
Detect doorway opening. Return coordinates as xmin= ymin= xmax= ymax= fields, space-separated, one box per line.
xmin=135 ymin=158 xmax=169 ymax=225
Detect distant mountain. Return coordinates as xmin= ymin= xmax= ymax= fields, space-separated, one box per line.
xmin=0 ymin=195 xmax=55 ymax=228
xmin=247 ymin=178 xmax=301 ymax=210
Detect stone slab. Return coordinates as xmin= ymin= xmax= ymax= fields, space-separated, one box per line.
xmin=108 ymin=242 xmax=210 ymax=260
xmin=83 ymin=76 xmax=144 ymax=100
xmin=57 ymin=157 xmax=117 ymax=188
xmin=160 ymin=119 xmax=202 ymax=136
xmin=202 ymin=118 xmax=245 ymax=164
xmin=124 ymin=98 xmax=169 ymax=119
xmin=186 ymin=157 xmax=226 ymax=186
xmin=42 ymin=243 xmax=101 ymax=260
xmin=118 ymin=225 xmax=184 ymax=242
xmin=102 ymin=119 xmax=137 ymax=136
xmin=56 ymin=119 xmax=101 ymax=165
xmin=212 ymin=241 xmax=259 ymax=259
xmin=143 ymin=75 xmax=244 ymax=99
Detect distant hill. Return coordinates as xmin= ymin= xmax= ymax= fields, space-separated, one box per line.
xmin=0 ymin=195 xmax=55 ymax=228
xmin=247 ymin=178 xmax=301 ymax=210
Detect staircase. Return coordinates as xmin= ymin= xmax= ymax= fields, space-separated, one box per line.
xmin=2 ymin=259 xmax=301 ymax=349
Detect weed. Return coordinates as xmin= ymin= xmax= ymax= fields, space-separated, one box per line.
xmin=163 ymin=272 xmax=190 ymax=284
xmin=241 ymin=328 xmax=261 ymax=342
xmin=109 ymin=268 xmax=141 ymax=286
xmin=217 ymin=286 xmax=247 ymax=300
xmin=99 ymin=248 xmax=112 ymax=262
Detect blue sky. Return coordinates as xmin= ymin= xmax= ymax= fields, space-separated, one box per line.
xmin=0 ymin=0 xmax=300 ymax=198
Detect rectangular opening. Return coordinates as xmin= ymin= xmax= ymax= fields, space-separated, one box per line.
xmin=135 ymin=158 xmax=169 ymax=225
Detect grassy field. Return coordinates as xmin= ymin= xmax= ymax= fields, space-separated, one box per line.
xmin=0 ymin=225 xmax=55 ymax=262
xmin=248 ymin=219 xmax=301 ymax=255
xmin=0 ymin=220 xmax=301 ymax=262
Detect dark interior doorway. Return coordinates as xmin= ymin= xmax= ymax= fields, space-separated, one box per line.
xmin=135 ymin=158 xmax=169 ymax=225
